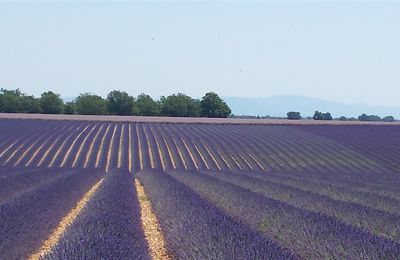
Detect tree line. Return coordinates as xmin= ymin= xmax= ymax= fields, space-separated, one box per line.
xmin=286 ymin=111 xmax=333 ymax=120
xmin=286 ymin=111 xmax=395 ymax=122
xmin=0 ymin=89 xmax=231 ymax=118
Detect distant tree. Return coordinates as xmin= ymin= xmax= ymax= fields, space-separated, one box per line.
xmin=0 ymin=88 xmax=23 ymax=113
xmin=313 ymin=111 xmax=323 ymax=120
xmin=160 ymin=93 xmax=200 ymax=117
xmin=136 ymin=93 xmax=160 ymax=116
xmin=358 ymin=114 xmax=382 ymax=122
xmin=313 ymin=111 xmax=332 ymax=120
xmin=75 ymin=93 xmax=107 ymax=115
xmin=107 ymin=90 xmax=136 ymax=115
xmin=39 ymin=91 xmax=64 ymax=114
xmin=373 ymin=115 xmax=382 ymax=121
xmin=21 ymin=95 xmax=41 ymax=113
xmin=358 ymin=113 xmax=368 ymax=121
xmin=323 ymin=112 xmax=332 ymax=120
xmin=339 ymin=116 xmax=348 ymax=121
xmin=64 ymin=101 xmax=76 ymax=114
xmin=200 ymin=92 xmax=231 ymax=118
xmin=369 ymin=115 xmax=381 ymax=121
xmin=287 ymin=111 xmax=301 ymax=120
xmin=383 ymin=116 xmax=394 ymax=122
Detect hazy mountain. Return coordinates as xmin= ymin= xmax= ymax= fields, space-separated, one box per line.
xmin=224 ymin=95 xmax=400 ymax=119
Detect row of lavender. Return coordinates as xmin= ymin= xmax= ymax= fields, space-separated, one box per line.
xmin=44 ymin=170 xmax=149 ymax=259
xmin=2 ymin=120 xmax=400 ymax=207
xmin=294 ymin=124 xmax=400 ymax=173
xmin=1 ymin=165 xmax=400 ymax=259
xmin=2 ymin=119 xmax=400 ymax=258
xmin=0 ymin=119 xmax=391 ymax=174
xmin=136 ymin=170 xmax=400 ymax=259
xmin=0 ymin=167 xmax=304 ymax=259
xmin=1 ymin=120 xmax=399 ymax=206
xmin=0 ymin=167 xmax=151 ymax=259
xmin=2 ymin=120 xmax=399 ymax=199
xmin=137 ymin=170 xmax=298 ymax=259
xmin=0 ymin=167 xmax=104 ymax=258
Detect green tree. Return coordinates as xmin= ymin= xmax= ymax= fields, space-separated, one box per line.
xmin=383 ymin=116 xmax=395 ymax=122
xmin=313 ymin=111 xmax=323 ymax=120
xmin=358 ymin=114 xmax=382 ymax=122
xmin=287 ymin=111 xmax=301 ymax=120
xmin=75 ymin=93 xmax=108 ymax=115
xmin=64 ymin=101 xmax=76 ymax=114
xmin=21 ymin=95 xmax=41 ymax=113
xmin=323 ymin=112 xmax=332 ymax=120
xmin=313 ymin=111 xmax=332 ymax=120
xmin=39 ymin=91 xmax=64 ymax=114
xmin=200 ymin=92 xmax=231 ymax=118
xmin=0 ymin=88 xmax=23 ymax=113
xmin=160 ymin=93 xmax=200 ymax=117
xmin=358 ymin=113 xmax=368 ymax=121
xmin=0 ymin=89 xmax=42 ymax=113
xmin=107 ymin=90 xmax=136 ymax=115
xmin=136 ymin=93 xmax=160 ymax=116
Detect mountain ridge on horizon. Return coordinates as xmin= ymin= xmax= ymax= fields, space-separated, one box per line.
xmin=223 ymin=95 xmax=400 ymax=119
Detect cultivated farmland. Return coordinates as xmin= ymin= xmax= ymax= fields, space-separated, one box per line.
xmin=1 ymin=116 xmax=400 ymax=259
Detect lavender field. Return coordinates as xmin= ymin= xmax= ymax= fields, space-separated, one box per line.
xmin=1 ymin=117 xmax=400 ymax=259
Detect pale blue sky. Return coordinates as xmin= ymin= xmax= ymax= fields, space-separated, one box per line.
xmin=0 ymin=1 xmax=399 ymax=106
